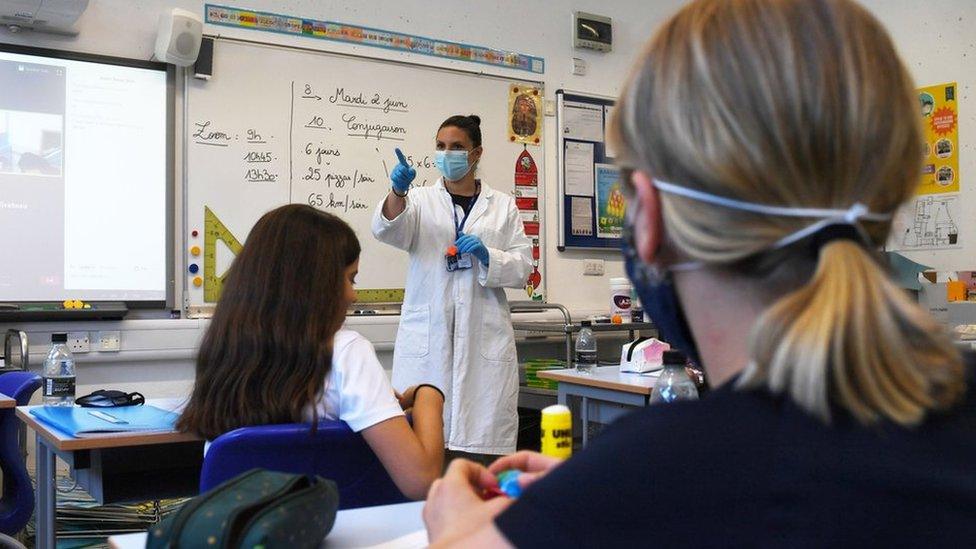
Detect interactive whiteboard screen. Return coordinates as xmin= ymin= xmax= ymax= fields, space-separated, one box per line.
xmin=0 ymin=45 xmax=170 ymax=303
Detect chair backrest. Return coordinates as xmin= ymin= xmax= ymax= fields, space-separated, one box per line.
xmin=201 ymin=421 xmax=410 ymax=510
xmin=0 ymin=371 xmax=41 ymax=536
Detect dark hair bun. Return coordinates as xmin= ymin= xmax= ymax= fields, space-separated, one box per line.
xmin=438 ymin=114 xmax=483 ymax=147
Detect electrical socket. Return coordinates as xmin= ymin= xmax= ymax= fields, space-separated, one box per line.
xmin=96 ymin=331 xmax=121 ymax=352
xmin=544 ymin=99 xmax=556 ymax=117
xmin=572 ymin=57 xmax=587 ymax=76
xmin=67 ymin=332 xmax=90 ymax=353
xmin=583 ymin=259 xmax=605 ymax=276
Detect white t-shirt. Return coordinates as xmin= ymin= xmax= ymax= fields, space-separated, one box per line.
xmin=303 ymin=328 xmax=405 ymax=432
xmin=205 ymin=329 xmax=404 ymax=454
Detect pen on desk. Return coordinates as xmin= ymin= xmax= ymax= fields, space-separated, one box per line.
xmin=88 ymin=410 xmax=128 ymax=424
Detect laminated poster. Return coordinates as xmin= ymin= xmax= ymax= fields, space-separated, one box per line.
xmin=571 ymin=196 xmax=594 ymax=237
xmin=564 ymin=141 xmax=595 ymax=196
xmin=562 ymin=100 xmax=604 ymax=143
xmin=888 ymin=192 xmax=961 ymax=251
xmin=595 ymin=163 xmax=625 ymax=239
xmin=508 ymin=85 xmax=543 ymax=145
xmin=917 ymin=82 xmax=959 ymax=195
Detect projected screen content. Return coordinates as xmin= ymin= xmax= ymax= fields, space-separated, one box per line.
xmin=0 ymin=49 xmax=168 ymax=302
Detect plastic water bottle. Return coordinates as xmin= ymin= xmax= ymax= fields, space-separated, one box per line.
xmin=650 ymin=350 xmax=698 ymax=404
xmin=43 ymin=333 xmax=76 ymax=406
xmin=630 ymin=287 xmax=644 ymax=323
xmin=575 ymin=320 xmax=598 ymax=374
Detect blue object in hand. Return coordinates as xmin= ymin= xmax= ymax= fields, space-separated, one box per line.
xmin=391 ymin=148 xmax=416 ymax=193
xmin=455 ymin=234 xmax=489 ymax=266
xmin=497 ymin=469 xmax=522 ymax=499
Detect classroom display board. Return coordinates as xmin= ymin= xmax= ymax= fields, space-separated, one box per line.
xmin=555 ymin=91 xmax=620 ymax=250
xmin=888 ymin=82 xmax=962 ymax=252
xmin=185 ymin=38 xmax=545 ymax=308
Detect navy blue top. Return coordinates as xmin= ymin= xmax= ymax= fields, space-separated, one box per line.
xmin=496 ymin=356 xmax=976 ymax=548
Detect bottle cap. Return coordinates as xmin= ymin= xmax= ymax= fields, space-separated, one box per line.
xmin=541 ymin=404 xmax=571 ymax=416
xmin=580 ymin=320 xmax=592 ymax=327
xmin=51 ymin=333 xmax=67 ymax=343
xmin=663 ymin=350 xmax=687 ymax=365
xmin=446 ymin=245 xmax=458 ymax=256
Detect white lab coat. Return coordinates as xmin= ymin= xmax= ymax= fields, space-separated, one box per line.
xmin=372 ymin=178 xmax=532 ymax=454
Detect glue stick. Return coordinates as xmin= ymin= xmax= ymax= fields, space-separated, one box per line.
xmin=540 ymin=404 xmax=572 ymax=459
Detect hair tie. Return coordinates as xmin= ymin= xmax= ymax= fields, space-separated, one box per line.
xmin=810 ymin=223 xmax=865 ymax=251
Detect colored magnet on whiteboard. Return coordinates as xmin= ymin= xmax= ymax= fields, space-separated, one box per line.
xmin=192 ymin=230 xmax=199 ymax=237
xmin=193 ymin=276 xmax=203 ymax=287
xmin=190 ymin=246 xmax=201 ymax=256
xmin=189 ymin=263 xmax=199 ymax=274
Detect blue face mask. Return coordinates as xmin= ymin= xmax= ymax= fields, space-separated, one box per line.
xmin=435 ymin=150 xmax=472 ymax=181
xmin=621 ymin=206 xmax=702 ymax=366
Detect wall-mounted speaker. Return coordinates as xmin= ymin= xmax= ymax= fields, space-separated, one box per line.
xmin=154 ymin=8 xmax=203 ymax=67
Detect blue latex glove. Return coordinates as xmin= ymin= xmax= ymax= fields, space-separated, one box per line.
xmin=456 ymin=234 xmax=489 ymax=266
xmin=391 ymin=148 xmax=416 ymax=193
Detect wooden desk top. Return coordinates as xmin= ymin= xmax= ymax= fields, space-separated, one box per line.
xmin=0 ymin=394 xmax=16 ymax=409
xmin=538 ymin=366 xmax=659 ymax=396
xmin=16 ymin=399 xmax=200 ymax=452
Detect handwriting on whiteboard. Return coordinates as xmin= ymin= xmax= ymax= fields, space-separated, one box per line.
xmin=190 ymin=80 xmax=417 ymax=204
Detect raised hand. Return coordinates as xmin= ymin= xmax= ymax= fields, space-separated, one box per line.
xmin=391 ymin=148 xmax=416 ymax=193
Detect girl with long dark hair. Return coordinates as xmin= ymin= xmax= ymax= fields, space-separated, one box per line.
xmin=178 ymin=204 xmax=445 ymax=499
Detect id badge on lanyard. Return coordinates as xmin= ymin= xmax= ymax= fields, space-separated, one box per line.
xmin=446 ymin=194 xmax=478 ymax=272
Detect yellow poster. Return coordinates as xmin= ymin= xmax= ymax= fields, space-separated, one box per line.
xmin=507 ymin=84 xmax=543 ymax=145
xmin=917 ymin=82 xmax=959 ymax=195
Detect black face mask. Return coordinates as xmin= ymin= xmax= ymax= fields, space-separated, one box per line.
xmin=76 ymin=390 xmax=145 ymax=408
xmin=622 ymin=205 xmax=702 ymax=367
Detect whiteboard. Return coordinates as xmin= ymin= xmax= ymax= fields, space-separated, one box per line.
xmin=184 ymin=38 xmax=544 ymax=307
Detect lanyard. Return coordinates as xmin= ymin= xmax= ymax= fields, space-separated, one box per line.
xmin=451 ymin=192 xmax=479 ymax=236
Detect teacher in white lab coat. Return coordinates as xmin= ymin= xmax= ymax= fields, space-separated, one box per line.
xmin=372 ymin=114 xmax=533 ymax=460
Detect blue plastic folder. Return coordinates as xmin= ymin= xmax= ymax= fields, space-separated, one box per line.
xmin=30 ymin=405 xmax=178 ymax=438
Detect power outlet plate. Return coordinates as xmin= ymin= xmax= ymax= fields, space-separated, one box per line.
xmin=572 ymin=57 xmax=587 ymax=76
xmin=67 ymin=332 xmax=90 ymax=353
xmin=583 ymin=259 xmax=605 ymax=276
xmin=96 ymin=331 xmax=121 ymax=352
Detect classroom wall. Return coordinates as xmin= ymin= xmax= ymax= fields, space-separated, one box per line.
xmin=0 ymin=0 xmax=690 ymax=313
xmin=858 ymin=0 xmax=976 ymax=271
xmin=1 ymin=1 xmax=973 ymax=400
xmin=0 ymin=0 xmax=686 ymax=421
xmin=6 ymin=0 xmax=969 ymax=304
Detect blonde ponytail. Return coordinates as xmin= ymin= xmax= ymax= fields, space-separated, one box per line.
xmin=742 ymin=241 xmax=963 ymax=425
xmin=609 ymin=0 xmax=967 ymax=427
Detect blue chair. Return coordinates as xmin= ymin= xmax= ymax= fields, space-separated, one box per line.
xmin=201 ymin=421 xmax=410 ymax=510
xmin=0 ymin=372 xmax=41 ymax=535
